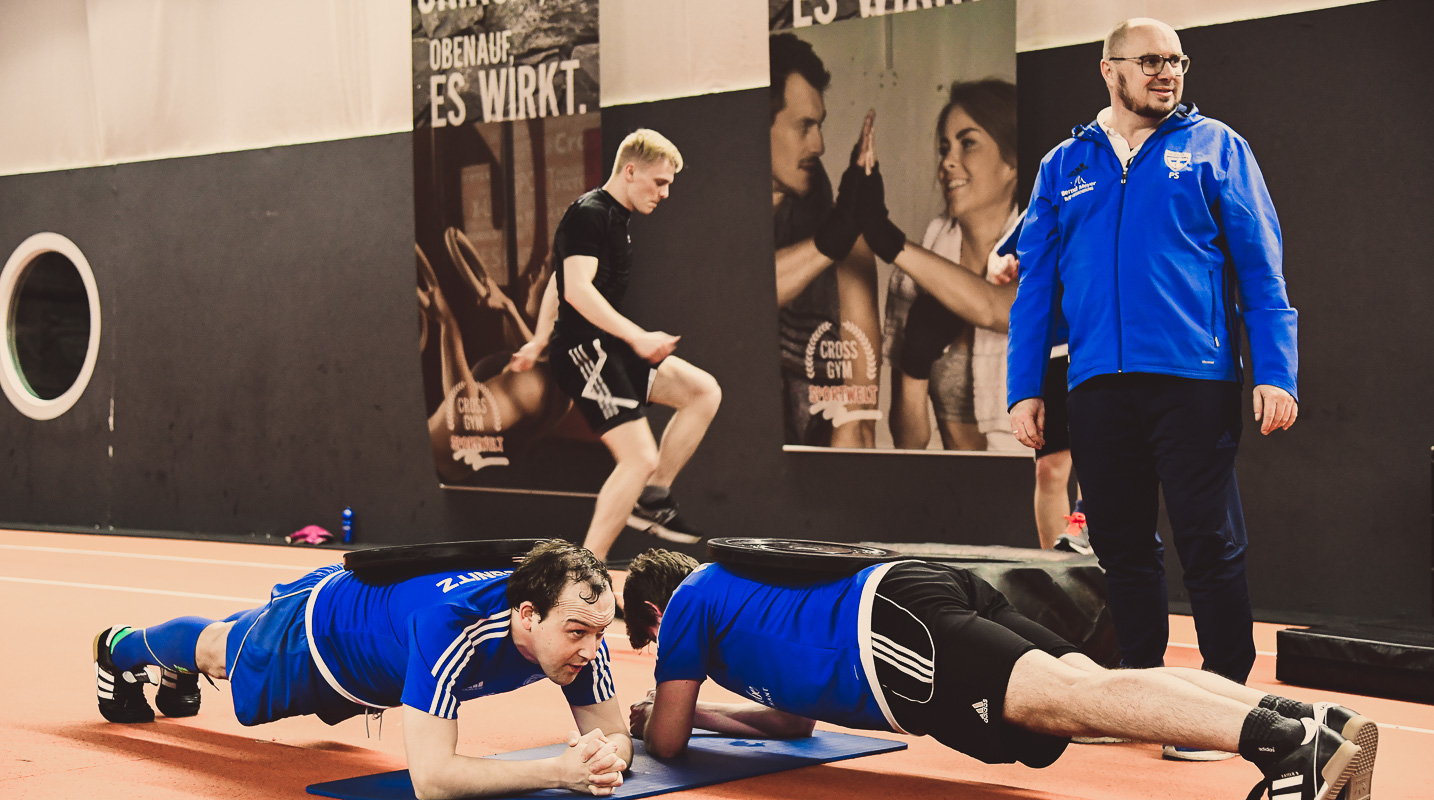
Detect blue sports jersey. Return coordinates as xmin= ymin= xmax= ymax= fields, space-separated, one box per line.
xmin=654 ymin=562 xmax=902 ymax=732
xmin=306 ymin=567 xmax=615 ymax=719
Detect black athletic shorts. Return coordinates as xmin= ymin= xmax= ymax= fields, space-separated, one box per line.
xmin=550 ymin=334 xmax=656 ymax=435
xmin=870 ymin=561 xmax=1078 ymax=767
xmin=1035 ymin=354 xmax=1071 ymax=459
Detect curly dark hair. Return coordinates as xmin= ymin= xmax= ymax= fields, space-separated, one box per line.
xmin=623 ymin=548 xmax=699 ymax=650
xmin=769 ymin=33 xmax=830 ymax=123
xmin=506 ymin=540 xmax=611 ymax=617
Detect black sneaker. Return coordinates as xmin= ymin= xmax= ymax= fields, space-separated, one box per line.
xmin=627 ymin=496 xmax=702 ymax=543
xmin=1246 ymin=719 xmax=1360 ymax=800
xmin=94 ymin=626 xmax=154 ymax=723
xmin=156 ymin=669 xmax=202 ymax=717
xmin=1312 ymin=704 xmax=1377 ymax=800
xmin=1053 ymin=533 xmax=1094 ymax=555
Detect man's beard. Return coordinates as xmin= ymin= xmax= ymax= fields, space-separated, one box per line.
xmin=1117 ymin=72 xmax=1179 ymax=119
xmin=773 ymin=161 xmax=817 ymax=198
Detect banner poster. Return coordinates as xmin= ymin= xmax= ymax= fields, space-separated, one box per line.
xmin=769 ymin=0 xmax=1022 ymax=453
xmin=412 ymin=0 xmax=608 ymax=492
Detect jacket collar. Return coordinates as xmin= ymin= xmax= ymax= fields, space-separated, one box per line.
xmin=1073 ymin=102 xmax=1199 ymax=142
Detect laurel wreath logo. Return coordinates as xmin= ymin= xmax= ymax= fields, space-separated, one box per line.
xmin=804 ymin=320 xmax=878 ymax=380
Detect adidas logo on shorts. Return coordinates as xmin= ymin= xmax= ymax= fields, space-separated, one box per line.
xmin=972 ymin=699 xmax=990 ymax=723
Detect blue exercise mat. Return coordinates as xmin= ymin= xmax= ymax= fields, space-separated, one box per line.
xmin=306 ymin=730 xmax=906 ymax=800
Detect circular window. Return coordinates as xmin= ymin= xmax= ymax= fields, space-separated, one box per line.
xmin=1 ymin=233 xmax=102 ymax=420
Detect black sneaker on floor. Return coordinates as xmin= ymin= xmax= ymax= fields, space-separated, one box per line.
xmin=156 ymin=669 xmax=202 ymax=717
xmin=1312 ymin=703 xmax=1377 ymax=800
xmin=94 ymin=626 xmax=154 ymax=724
xmin=1246 ymin=719 xmax=1360 ymax=800
xmin=1053 ymin=533 xmax=1094 ymax=555
xmin=627 ymin=496 xmax=702 ymax=544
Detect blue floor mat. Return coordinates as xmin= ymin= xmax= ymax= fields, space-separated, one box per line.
xmin=307 ymin=730 xmax=906 ymax=800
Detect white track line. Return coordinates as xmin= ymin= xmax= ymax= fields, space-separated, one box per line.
xmin=0 ymin=543 xmax=317 ymax=569
xmin=0 ymin=576 xmax=262 ymax=604
xmin=1381 ymin=723 xmax=1434 ymax=735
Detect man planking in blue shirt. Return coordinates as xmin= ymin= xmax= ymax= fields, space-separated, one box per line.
xmin=622 ymin=549 xmax=1377 ymax=800
xmin=92 ymin=540 xmax=630 ymax=799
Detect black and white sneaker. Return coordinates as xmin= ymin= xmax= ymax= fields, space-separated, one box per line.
xmin=1246 ymin=718 xmax=1360 ymax=800
xmin=156 ymin=669 xmax=202 ymax=718
xmin=1311 ymin=703 xmax=1377 ymax=800
xmin=627 ymin=496 xmax=702 ymax=544
xmin=94 ymin=626 xmax=154 ymax=724
xmin=1053 ymin=533 xmax=1094 ymax=555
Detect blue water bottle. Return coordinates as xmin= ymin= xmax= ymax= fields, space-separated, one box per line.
xmin=341 ymin=507 xmax=354 ymax=543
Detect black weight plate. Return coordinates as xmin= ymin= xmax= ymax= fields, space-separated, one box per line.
xmin=344 ymin=538 xmax=551 ymax=584
xmin=706 ymin=538 xmax=903 ymax=575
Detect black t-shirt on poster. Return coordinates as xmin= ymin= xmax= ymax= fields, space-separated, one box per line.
xmin=552 ymin=188 xmax=633 ymax=343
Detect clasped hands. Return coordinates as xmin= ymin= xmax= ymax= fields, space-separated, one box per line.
xmin=814 ymin=110 xmax=907 ymax=264
xmin=559 ymin=727 xmax=627 ymax=796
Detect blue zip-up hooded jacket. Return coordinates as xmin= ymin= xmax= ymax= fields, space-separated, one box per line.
xmin=1007 ymin=104 xmax=1298 ymax=407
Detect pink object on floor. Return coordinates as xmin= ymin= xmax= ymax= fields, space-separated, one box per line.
xmin=285 ymin=525 xmax=333 ymax=545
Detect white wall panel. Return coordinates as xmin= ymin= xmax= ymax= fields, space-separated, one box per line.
xmin=0 ymin=0 xmax=410 ymax=177
xmin=0 ymin=0 xmax=1386 ymax=176
xmin=599 ymin=0 xmax=768 ymax=108
xmin=0 ymin=1 xmax=103 ymax=174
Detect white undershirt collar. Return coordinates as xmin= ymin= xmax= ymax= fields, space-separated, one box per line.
xmin=1096 ymin=106 xmax=1175 ymax=166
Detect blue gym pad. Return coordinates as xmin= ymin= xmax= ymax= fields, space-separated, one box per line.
xmin=306 ymin=730 xmax=907 ymax=800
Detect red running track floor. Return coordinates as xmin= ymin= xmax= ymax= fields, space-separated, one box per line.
xmin=1 ymin=529 xmax=1428 ymax=800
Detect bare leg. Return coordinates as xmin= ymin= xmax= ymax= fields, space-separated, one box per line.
xmin=194 ymin=621 xmax=234 ymax=680
xmin=1057 ymin=651 xmax=1266 ymax=706
xmin=645 ymin=357 xmax=721 ymax=488
xmin=937 ymin=418 xmax=987 ymax=451
xmin=891 ymin=373 xmax=933 ymax=449
xmin=1035 ymin=450 xmax=1074 ymax=549
xmin=833 ymin=241 xmax=880 ymax=449
xmin=1005 ymin=650 xmax=1249 ymax=750
xmin=585 ymin=419 xmax=660 ymax=561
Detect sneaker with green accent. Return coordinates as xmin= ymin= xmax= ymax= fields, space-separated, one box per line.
xmin=156 ymin=669 xmax=202 ymax=717
xmin=94 ymin=626 xmax=154 ymax=723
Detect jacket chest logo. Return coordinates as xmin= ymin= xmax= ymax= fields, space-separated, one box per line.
xmin=1061 ymin=174 xmax=1097 ymax=202
xmin=1164 ymin=149 xmax=1192 ymax=178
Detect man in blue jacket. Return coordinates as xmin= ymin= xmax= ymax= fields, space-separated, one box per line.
xmin=1007 ymin=18 xmax=1299 ymax=760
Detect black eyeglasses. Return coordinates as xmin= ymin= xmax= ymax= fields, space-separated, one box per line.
xmin=1108 ymin=54 xmax=1191 ymax=76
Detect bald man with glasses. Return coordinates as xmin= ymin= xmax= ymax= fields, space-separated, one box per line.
xmin=1007 ymin=18 xmax=1302 ymax=764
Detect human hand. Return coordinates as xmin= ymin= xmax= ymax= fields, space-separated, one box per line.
xmin=815 ymin=162 xmax=864 ymax=262
xmin=988 ymin=253 xmax=1019 ymax=285
xmin=856 ymin=110 xmax=876 ymax=174
xmin=508 ymin=339 xmax=546 ymax=372
xmin=1252 ymin=384 xmax=1297 ymax=435
xmin=558 ymin=729 xmax=627 ymax=796
xmin=631 ymin=331 xmax=680 ymax=364
xmin=856 ymin=164 xmax=906 ymax=263
xmin=628 ymin=689 xmax=656 ymax=736
xmin=1010 ymin=397 xmax=1046 ymax=449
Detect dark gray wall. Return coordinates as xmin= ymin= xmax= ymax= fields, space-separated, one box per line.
xmin=1 ymin=0 xmax=1428 ymax=622
xmin=0 ymin=136 xmax=454 ymax=540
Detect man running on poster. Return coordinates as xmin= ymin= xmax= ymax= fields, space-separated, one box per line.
xmin=511 ymin=129 xmax=721 ymax=561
